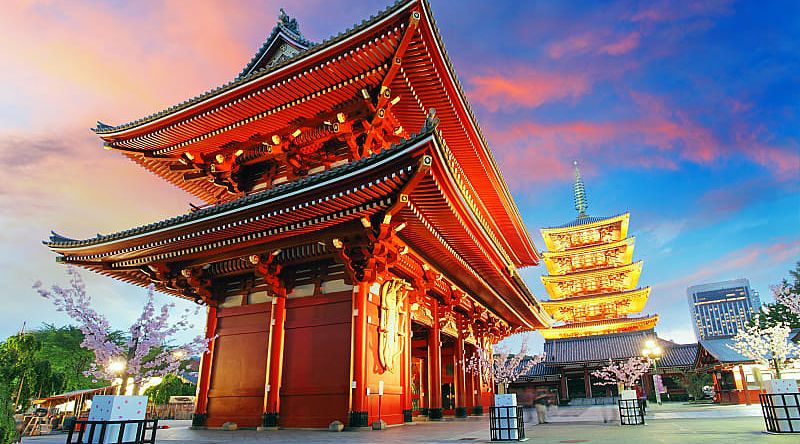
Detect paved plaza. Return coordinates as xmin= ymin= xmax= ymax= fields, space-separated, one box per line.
xmin=22 ymin=402 xmax=798 ymax=443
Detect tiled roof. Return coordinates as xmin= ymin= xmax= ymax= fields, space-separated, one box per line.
xmin=94 ymin=0 xmax=410 ymax=135
xmin=659 ymin=343 xmax=698 ymax=368
xmin=47 ymin=125 xmax=436 ymax=249
xmin=543 ymin=329 xmax=655 ymax=364
xmin=547 ymin=213 xmax=627 ymax=230
xmin=237 ymin=8 xmax=316 ymax=79
xmin=698 ymin=338 xmax=753 ymax=363
xmin=540 ymin=329 xmax=697 ymax=368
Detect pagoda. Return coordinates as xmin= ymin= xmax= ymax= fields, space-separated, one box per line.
xmin=538 ymin=162 xmax=658 ymax=340
xmin=44 ymin=0 xmax=549 ymax=429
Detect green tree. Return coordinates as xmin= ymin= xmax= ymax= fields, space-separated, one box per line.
xmin=0 ymin=333 xmax=48 ymax=444
xmin=30 ymin=325 xmax=105 ymax=391
xmin=142 ymin=374 xmax=196 ymax=405
xmin=677 ymin=369 xmax=711 ymax=402
xmin=749 ymin=303 xmax=800 ymax=329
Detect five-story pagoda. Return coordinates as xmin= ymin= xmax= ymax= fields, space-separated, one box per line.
xmin=538 ymin=162 xmax=658 ymax=339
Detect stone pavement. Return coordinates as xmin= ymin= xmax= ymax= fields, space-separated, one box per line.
xmin=22 ymin=403 xmax=795 ymax=443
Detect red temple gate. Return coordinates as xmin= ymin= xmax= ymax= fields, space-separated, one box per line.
xmin=46 ymin=0 xmax=549 ymax=428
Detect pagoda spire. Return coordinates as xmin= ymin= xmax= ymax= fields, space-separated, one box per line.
xmin=573 ymin=161 xmax=588 ymax=218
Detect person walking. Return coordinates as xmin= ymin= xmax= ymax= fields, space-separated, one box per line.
xmin=534 ymin=390 xmax=549 ymax=424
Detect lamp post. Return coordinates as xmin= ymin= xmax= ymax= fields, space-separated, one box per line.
xmin=642 ymin=339 xmax=663 ymax=406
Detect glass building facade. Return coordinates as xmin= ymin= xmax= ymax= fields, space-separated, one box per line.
xmin=687 ymin=278 xmax=760 ymax=340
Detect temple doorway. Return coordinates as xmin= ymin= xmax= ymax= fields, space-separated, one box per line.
xmin=411 ymin=322 xmax=430 ymax=416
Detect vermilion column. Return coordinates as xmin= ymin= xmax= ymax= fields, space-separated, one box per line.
xmin=454 ymin=327 xmax=467 ymax=417
xmin=194 ymin=305 xmax=217 ymax=426
xmin=739 ymin=365 xmax=751 ymax=405
xmin=262 ymin=295 xmax=286 ymax=427
xmin=402 ymin=300 xmax=413 ymax=422
xmin=428 ymin=299 xmax=443 ymax=420
xmin=349 ymin=282 xmax=370 ymax=427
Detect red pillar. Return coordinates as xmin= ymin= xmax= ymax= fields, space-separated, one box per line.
xmin=739 ymin=365 xmax=751 ymax=405
xmin=560 ymin=375 xmax=568 ymax=401
xmin=402 ymin=301 xmax=413 ymax=422
xmin=194 ymin=305 xmax=217 ymax=426
xmin=454 ymin=327 xmax=467 ymax=417
xmin=428 ymin=299 xmax=443 ymax=419
xmin=349 ymin=282 xmax=370 ymax=427
xmin=583 ymin=367 xmax=592 ymax=398
xmin=262 ymin=295 xmax=286 ymax=427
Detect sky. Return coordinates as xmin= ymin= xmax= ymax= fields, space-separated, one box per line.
xmin=0 ymin=0 xmax=797 ymax=353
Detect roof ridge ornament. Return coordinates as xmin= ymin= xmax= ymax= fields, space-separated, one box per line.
xmin=573 ymin=160 xmax=588 ymax=219
xmin=422 ymin=108 xmax=439 ymax=132
xmin=278 ymin=8 xmax=300 ymax=34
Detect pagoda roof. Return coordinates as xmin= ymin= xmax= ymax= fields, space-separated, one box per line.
xmin=541 ymin=212 xmax=629 ymax=233
xmin=539 ymin=315 xmax=659 ymax=340
xmin=536 ymin=329 xmax=694 ymax=366
xmin=540 ymin=261 xmax=643 ymax=300
xmin=542 ymin=236 xmax=635 ymax=276
xmin=89 ymin=0 xmax=538 ymax=267
xmin=47 ymin=126 xmax=548 ymax=330
xmin=540 ymin=287 xmax=650 ymax=320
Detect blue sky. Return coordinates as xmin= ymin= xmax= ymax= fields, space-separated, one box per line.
xmin=0 ymin=1 xmax=797 ymax=352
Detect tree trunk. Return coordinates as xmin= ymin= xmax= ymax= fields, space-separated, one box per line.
xmin=773 ymin=359 xmax=782 ymax=379
xmin=119 ymin=374 xmax=130 ymax=395
xmin=132 ymin=379 xmax=141 ymax=396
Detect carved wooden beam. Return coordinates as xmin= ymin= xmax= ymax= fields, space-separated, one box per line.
xmin=250 ymin=251 xmax=287 ymax=298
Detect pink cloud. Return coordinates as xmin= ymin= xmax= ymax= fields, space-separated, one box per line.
xmin=547 ymin=31 xmax=640 ymax=59
xmin=601 ymin=32 xmax=641 ymax=55
xmin=631 ymin=0 xmax=733 ymax=23
xmin=653 ymin=238 xmax=800 ymax=299
xmin=468 ymin=66 xmax=591 ymax=111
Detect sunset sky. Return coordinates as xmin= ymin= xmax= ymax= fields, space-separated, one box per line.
xmin=1 ymin=0 xmax=797 ymax=351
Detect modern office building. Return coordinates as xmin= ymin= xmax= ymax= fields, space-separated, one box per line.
xmin=687 ymin=279 xmax=760 ymax=340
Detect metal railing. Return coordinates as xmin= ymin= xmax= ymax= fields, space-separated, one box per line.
xmin=760 ymin=393 xmax=800 ymax=433
xmin=66 ymin=419 xmax=159 ymax=444
xmin=489 ymin=406 xmax=525 ymax=441
xmin=618 ymin=399 xmax=645 ymax=425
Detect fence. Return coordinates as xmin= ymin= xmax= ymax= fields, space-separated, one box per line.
xmin=760 ymin=393 xmax=800 ymax=433
xmin=66 ymin=419 xmax=159 ymax=444
xmin=147 ymin=403 xmax=194 ymax=420
xmin=489 ymin=406 xmax=525 ymax=441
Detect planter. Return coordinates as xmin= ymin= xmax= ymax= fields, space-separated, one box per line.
xmin=760 ymin=379 xmax=800 ymax=433
xmin=80 ymin=396 xmax=150 ymax=443
xmin=490 ymin=394 xmax=523 ymax=441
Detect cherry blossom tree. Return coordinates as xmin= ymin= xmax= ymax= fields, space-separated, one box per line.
xmin=466 ymin=335 xmax=545 ymax=390
xmin=591 ymin=357 xmax=651 ymax=389
xmin=33 ymin=268 xmax=212 ymax=394
xmin=773 ymin=281 xmax=800 ymax=315
xmin=728 ymin=315 xmax=799 ymax=379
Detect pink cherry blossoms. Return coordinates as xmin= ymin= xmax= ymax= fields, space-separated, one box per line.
xmin=772 ymin=282 xmax=800 ymax=315
xmin=466 ymin=335 xmax=545 ymax=386
xmin=33 ymin=267 xmax=212 ymax=388
xmin=591 ymin=357 xmax=651 ymax=389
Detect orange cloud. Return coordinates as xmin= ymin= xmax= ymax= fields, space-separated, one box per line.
xmin=468 ymin=66 xmax=590 ymax=111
